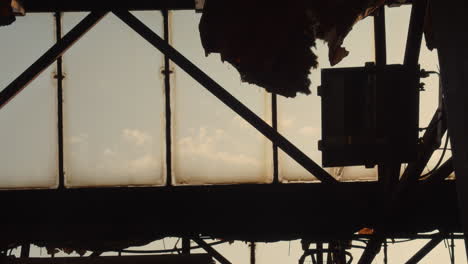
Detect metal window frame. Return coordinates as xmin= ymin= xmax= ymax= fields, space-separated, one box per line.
xmin=0 ymin=10 xmax=338 ymax=187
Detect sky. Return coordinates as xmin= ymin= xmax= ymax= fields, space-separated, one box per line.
xmin=0 ymin=5 xmax=463 ymax=263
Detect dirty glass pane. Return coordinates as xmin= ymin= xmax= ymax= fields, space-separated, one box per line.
xmin=279 ymin=17 xmax=377 ymax=182
xmin=0 ymin=14 xmax=58 ymax=189
xmin=63 ymin=12 xmax=166 ymax=187
xmin=172 ymin=11 xmax=273 ymax=185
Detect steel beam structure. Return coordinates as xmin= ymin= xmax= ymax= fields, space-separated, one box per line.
xmin=405 ymin=233 xmax=444 ymax=264
xmin=398 ymin=110 xmax=447 ymax=191
xmin=112 ymin=10 xmax=337 ymax=184
xmin=404 ymin=0 xmax=428 ymax=68
xmin=54 ymin=11 xmax=65 ymax=188
xmin=0 ymin=11 xmax=108 ymax=110
xmin=430 ymin=0 xmax=468 ymax=257
xmin=2 ymin=254 xmax=213 ymax=264
xmin=359 ymin=1 xmax=430 ymax=263
xmin=423 ymin=157 xmax=453 ymax=184
xmin=192 ymin=237 xmax=232 ymax=264
xmin=22 ymin=0 xmax=195 ymax=12
xmin=162 ymin=9 xmax=173 ymax=186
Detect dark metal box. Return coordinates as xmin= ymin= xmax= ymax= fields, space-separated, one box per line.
xmin=319 ymin=64 xmax=420 ymax=167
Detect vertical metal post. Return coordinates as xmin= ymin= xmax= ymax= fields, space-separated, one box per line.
xmin=383 ymin=240 xmax=388 ymax=264
xmin=450 ymin=234 xmax=455 ymax=264
xmin=403 ymin=0 xmax=428 ymax=68
xmin=250 ymin=242 xmax=256 ymax=264
xmin=359 ymin=8 xmax=391 ymax=264
xmin=162 ymin=9 xmax=172 ymax=186
xmin=429 ymin=0 xmax=468 ymax=256
xmin=20 ymin=244 xmax=30 ymax=258
xmin=374 ymin=6 xmax=400 ymax=194
xmin=272 ymin=94 xmax=279 ymax=183
xmin=182 ymin=238 xmax=190 ymax=255
xmin=316 ymin=243 xmax=323 ymax=264
xmin=54 ymin=11 xmax=65 ymax=189
xmin=374 ymin=7 xmax=387 ymax=67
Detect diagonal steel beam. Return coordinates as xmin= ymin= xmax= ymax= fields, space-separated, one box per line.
xmin=113 ymin=10 xmax=337 ymax=184
xmin=192 ymin=237 xmax=232 ymax=264
xmin=358 ymin=111 xmax=446 ymax=264
xmin=423 ymin=157 xmax=453 ymax=184
xmin=404 ymin=0 xmax=428 ymax=68
xmin=0 ymin=11 xmax=108 ymax=110
xmin=398 ymin=110 xmax=446 ymax=193
xmin=405 ymin=233 xmax=445 ymax=264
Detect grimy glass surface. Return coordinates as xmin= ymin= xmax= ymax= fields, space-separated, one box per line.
xmin=172 ymin=11 xmax=273 ymax=185
xmin=63 ymin=12 xmax=166 ymax=187
xmin=0 ymin=14 xmax=58 ymax=189
xmin=0 ymin=7 xmax=446 ymax=189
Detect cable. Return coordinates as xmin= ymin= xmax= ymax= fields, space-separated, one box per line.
xmin=112 ymin=240 xmax=228 ymax=254
xmin=417 ymin=69 xmax=451 ymax=179
xmin=420 ymin=133 xmax=450 ymax=178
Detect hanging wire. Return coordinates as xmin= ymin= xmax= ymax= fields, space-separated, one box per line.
xmin=420 ymin=132 xmax=450 ymax=179
xmin=112 ymin=239 xmax=228 ymax=254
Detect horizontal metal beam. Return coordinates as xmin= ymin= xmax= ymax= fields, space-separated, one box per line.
xmin=22 ymin=0 xmax=195 ymax=12
xmin=3 ymin=254 xmax=213 ymax=264
xmin=0 ymin=182 xmax=460 ymax=249
xmin=0 ymin=11 xmax=108 ymax=110
xmin=112 ymin=10 xmax=337 ymax=184
xmin=405 ymin=233 xmax=444 ymax=264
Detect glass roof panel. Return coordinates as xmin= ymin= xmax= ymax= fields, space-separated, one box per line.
xmin=0 ymin=14 xmax=58 ymax=189
xmin=172 ymin=11 xmax=273 ymax=185
xmin=63 ymin=12 xmax=166 ymax=187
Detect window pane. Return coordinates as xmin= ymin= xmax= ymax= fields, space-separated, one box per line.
xmin=0 ymin=14 xmax=58 ymax=189
xmin=279 ymin=17 xmax=377 ymax=182
xmin=172 ymin=11 xmax=273 ymax=185
xmin=63 ymin=12 xmax=166 ymax=187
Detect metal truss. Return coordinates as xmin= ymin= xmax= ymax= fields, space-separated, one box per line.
xmin=0 ymin=2 xmax=464 ymax=263
xmin=0 ymin=10 xmax=337 ymax=185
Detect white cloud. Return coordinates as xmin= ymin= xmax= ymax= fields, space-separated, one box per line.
xmin=122 ymin=129 xmax=152 ymax=145
xmin=178 ymin=127 xmax=260 ymax=167
xmin=129 ymin=154 xmax=160 ymax=171
xmin=69 ymin=134 xmax=88 ymax=144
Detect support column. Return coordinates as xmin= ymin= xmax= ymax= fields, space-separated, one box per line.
xmin=429 ymin=0 xmax=468 ymax=257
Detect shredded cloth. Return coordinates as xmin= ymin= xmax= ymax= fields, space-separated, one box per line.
xmin=199 ymin=0 xmax=386 ymax=97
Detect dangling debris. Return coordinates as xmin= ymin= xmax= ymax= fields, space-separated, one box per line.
xmin=199 ymin=0 xmax=387 ymax=97
xmin=0 ymin=0 xmax=15 ymax=26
